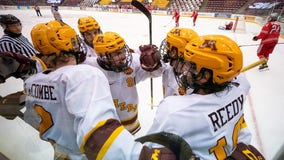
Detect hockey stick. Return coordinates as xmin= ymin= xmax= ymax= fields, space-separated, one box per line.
xmin=136 ymin=131 xmax=193 ymax=160
xmin=239 ymin=42 xmax=284 ymax=47
xmin=241 ymin=58 xmax=267 ymax=72
xmin=131 ymin=0 xmax=154 ymax=108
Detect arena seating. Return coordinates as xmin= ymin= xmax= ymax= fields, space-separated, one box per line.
xmin=205 ymin=0 xmax=247 ymax=13
xmin=0 ymin=0 xmax=46 ymax=6
xmin=169 ymin=0 xmax=202 ymax=12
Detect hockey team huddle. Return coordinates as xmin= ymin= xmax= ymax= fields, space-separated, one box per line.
xmin=0 ymin=10 xmax=281 ymax=160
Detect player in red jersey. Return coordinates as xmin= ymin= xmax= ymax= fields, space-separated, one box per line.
xmin=172 ymin=9 xmax=180 ymax=27
xmin=191 ymin=10 xmax=198 ymax=26
xmin=253 ymin=12 xmax=281 ymax=71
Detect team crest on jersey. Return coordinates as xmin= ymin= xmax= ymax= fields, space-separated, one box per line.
xmin=199 ymin=39 xmax=217 ymax=51
xmin=123 ymin=67 xmax=133 ymax=75
xmin=126 ymin=77 xmax=135 ymax=87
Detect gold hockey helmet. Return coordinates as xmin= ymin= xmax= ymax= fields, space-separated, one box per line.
xmin=93 ymin=31 xmax=125 ymax=55
xmin=184 ymin=34 xmax=243 ymax=84
xmin=78 ymin=16 xmax=100 ymax=33
xmin=31 ymin=20 xmax=81 ymax=55
xmin=166 ymin=27 xmax=199 ymax=56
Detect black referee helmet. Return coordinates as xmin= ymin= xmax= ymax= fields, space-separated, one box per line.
xmin=0 ymin=14 xmax=21 ymax=29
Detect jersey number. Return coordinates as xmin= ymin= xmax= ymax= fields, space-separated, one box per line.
xmin=34 ymin=104 xmax=54 ymax=137
xmin=270 ymin=24 xmax=280 ymax=34
xmin=209 ymin=115 xmax=245 ymax=159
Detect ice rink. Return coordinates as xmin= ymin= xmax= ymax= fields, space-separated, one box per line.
xmin=1 ymin=8 xmax=284 ymax=159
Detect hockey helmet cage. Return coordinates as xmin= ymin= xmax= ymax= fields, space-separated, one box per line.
xmin=184 ymin=34 xmax=243 ymax=84
xmin=93 ymin=31 xmax=126 ymax=55
xmin=166 ymin=27 xmax=199 ymax=57
xmin=0 ymin=14 xmax=21 ymax=29
xmin=78 ymin=16 xmax=101 ymax=33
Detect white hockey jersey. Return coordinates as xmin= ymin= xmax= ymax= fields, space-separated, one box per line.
xmin=84 ymin=41 xmax=97 ymax=58
xmin=86 ymin=53 xmax=165 ymax=134
xmin=147 ymin=74 xmax=252 ymax=160
xmin=24 ymin=64 xmax=143 ymax=159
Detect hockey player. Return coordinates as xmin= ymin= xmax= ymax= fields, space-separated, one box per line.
xmin=0 ymin=14 xmax=39 ymax=58
xmin=253 ymin=12 xmax=281 ymax=71
xmin=172 ymin=9 xmax=180 ymax=27
xmin=159 ymin=27 xmax=198 ymax=97
xmin=25 ymin=20 xmax=179 ymax=160
xmin=191 ymin=9 xmax=198 ymax=26
xmin=51 ymin=4 xmax=62 ymax=22
xmin=34 ymin=5 xmax=42 ymax=17
xmin=147 ymin=35 xmax=265 ymax=159
xmin=226 ymin=21 xmax=233 ymax=30
xmin=77 ymin=16 xmax=102 ymax=58
xmin=87 ymin=31 xmax=164 ymax=135
xmin=218 ymin=21 xmax=233 ymax=30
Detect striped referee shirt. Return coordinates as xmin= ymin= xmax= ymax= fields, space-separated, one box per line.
xmin=0 ymin=34 xmax=38 ymax=58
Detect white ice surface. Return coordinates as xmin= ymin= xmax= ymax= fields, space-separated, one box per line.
xmin=0 ymin=9 xmax=284 ymax=160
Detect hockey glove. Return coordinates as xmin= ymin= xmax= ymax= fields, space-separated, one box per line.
xmin=252 ymin=36 xmax=258 ymax=41
xmin=139 ymin=44 xmax=162 ymax=72
xmin=225 ymin=142 xmax=265 ymax=160
xmin=0 ymin=91 xmax=25 ymax=120
xmin=0 ymin=51 xmax=37 ymax=83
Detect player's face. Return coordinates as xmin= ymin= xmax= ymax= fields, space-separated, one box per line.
xmin=7 ymin=23 xmax=22 ymax=34
xmin=108 ymin=48 xmax=127 ymax=68
xmin=0 ymin=56 xmax=20 ymax=83
xmin=173 ymin=59 xmax=197 ymax=89
xmin=83 ymin=29 xmax=100 ymax=48
xmin=168 ymin=47 xmax=179 ymax=66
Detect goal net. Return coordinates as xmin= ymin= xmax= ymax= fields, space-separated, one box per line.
xmin=233 ymin=16 xmax=246 ymax=33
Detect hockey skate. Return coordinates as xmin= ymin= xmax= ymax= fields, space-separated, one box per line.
xmin=258 ymin=63 xmax=269 ymax=72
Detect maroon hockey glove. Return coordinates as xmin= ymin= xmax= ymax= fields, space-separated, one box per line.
xmin=0 ymin=51 xmax=36 ymax=83
xmin=139 ymin=44 xmax=161 ymax=72
xmin=225 ymin=142 xmax=265 ymax=160
xmin=252 ymin=36 xmax=258 ymax=41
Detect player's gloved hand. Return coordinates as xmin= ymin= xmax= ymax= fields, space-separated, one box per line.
xmin=225 ymin=142 xmax=265 ymax=160
xmin=0 ymin=91 xmax=25 ymax=120
xmin=0 ymin=51 xmax=37 ymax=83
xmin=139 ymin=44 xmax=162 ymax=72
xmin=252 ymin=36 xmax=258 ymax=41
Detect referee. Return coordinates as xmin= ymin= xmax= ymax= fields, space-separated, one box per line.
xmin=0 ymin=14 xmax=38 ymax=58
